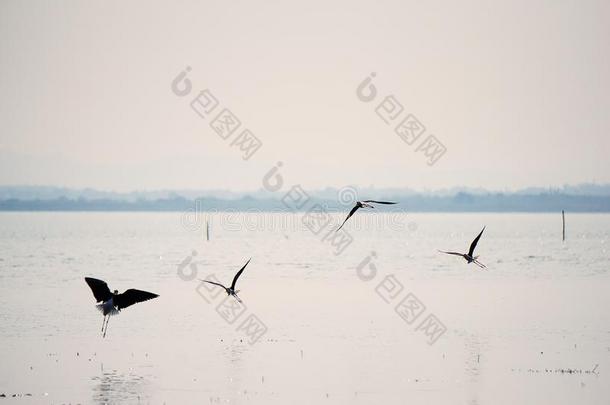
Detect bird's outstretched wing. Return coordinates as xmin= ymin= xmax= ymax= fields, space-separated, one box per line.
xmin=468 ymin=226 xmax=486 ymax=257
xmin=362 ymin=200 xmax=397 ymax=205
xmin=336 ymin=204 xmax=360 ymax=231
xmin=231 ymin=258 xmax=251 ymax=290
xmin=85 ymin=277 xmax=112 ymax=302
xmin=438 ymin=250 xmax=465 ymax=257
xmin=114 ymin=289 xmax=159 ymax=310
xmin=199 ymin=280 xmax=227 ymax=290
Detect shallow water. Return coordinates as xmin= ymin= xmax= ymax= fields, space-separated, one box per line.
xmin=0 ymin=212 xmax=609 ymax=404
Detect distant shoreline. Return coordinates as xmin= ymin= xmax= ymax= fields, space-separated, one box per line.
xmin=1 ymin=194 xmax=609 ymax=212
xmin=2 ymin=210 xmax=610 ymax=214
xmin=3 ymin=184 xmax=610 ymax=212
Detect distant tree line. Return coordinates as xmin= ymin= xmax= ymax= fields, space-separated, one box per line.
xmin=1 ymin=192 xmax=609 ymax=212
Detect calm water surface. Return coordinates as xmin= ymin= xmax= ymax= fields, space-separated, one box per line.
xmin=0 ymin=212 xmax=609 ymax=404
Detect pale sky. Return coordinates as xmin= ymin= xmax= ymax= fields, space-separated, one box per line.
xmin=1 ymin=0 xmax=609 ymax=192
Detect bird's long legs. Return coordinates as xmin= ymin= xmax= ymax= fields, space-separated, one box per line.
xmin=473 ymin=259 xmax=487 ymax=269
xmin=103 ymin=315 xmax=110 ymax=338
xmin=101 ymin=315 xmax=106 ymax=332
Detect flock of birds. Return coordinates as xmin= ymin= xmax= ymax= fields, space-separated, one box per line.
xmin=85 ymin=199 xmax=487 ymax=337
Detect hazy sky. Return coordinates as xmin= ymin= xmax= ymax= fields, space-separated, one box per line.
xmin=1 ymin=0 xmax=609 ymax=192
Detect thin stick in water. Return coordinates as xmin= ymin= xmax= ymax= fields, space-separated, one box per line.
xmin=562 ymin=210 xmax=566 ymax=241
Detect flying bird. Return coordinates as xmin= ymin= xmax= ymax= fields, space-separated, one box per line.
xmin=438 ymin=226 xmax=487 ymax=269
xmin=84 ymin=277 xmax=159 ymax=338
xmin=336 ymin=200 xmax=397 ymax=231
xmin=199 ymin=258 xmax=251 ymax=303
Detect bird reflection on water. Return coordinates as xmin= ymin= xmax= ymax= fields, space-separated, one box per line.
xmin=91 ymin=369 xmax=150 ymax=404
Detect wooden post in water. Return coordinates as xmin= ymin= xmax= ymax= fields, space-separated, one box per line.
xmin=562 ymin=210 xmax=565 ymax=241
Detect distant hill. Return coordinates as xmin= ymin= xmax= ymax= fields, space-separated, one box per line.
xmin=0 ymin=184 xmax=609 ymax=212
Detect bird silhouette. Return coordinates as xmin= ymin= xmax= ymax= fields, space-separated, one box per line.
xmin=337 ymin=200 xmax=397 ymax=231
xmin=84 ymin=277 xmax=158 ymax=338
xmin=438 ymin=227 xmax=487 ymax=269
xmin=199 ymin=258 xmax=251 ymax=303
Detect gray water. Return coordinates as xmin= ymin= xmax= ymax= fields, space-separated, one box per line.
xmin=0 ymin=212 xmax=609 ymax=404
